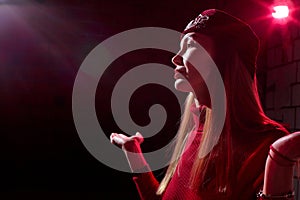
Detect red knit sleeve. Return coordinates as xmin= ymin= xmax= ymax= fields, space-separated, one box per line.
xmin=132 ymin=172 xmax=162 ymax=200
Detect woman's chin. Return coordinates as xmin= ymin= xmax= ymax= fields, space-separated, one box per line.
xmin=174 ymin=79 xmax=193 ymax=93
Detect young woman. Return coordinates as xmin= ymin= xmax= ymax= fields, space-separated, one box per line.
xmin=110 ymin=9 xmax=290 ymax=200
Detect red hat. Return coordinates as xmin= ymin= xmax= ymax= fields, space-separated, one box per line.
xmin=182 ymin=9 xmax=259 ymax=79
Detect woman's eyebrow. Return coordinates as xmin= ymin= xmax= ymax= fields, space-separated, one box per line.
xmin=180 ymin=35 xmax=193 ymax=48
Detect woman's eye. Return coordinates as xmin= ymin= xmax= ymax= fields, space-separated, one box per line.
xmin=187 ymin=42 xmax=195 ymax=48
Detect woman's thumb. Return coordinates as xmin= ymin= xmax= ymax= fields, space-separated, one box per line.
xmin=136 ymin=132 xmax=142 ymax=137
xmin=135 ymin=132 xmax=144 ymax=143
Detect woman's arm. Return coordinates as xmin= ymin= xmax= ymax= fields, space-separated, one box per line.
xmin=110 ymin=132 xmax=162 ymax=200
xmin=259 ymin=131 xmax=300 ymax=200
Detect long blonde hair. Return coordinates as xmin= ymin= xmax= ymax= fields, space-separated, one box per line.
xmin=156 ymin=53 xmax=286 ymax=196
xmin=156 ymin=92 xmax=195 ymax=194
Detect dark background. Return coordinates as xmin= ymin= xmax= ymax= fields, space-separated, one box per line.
xmin=0 ymin=0 xmax=292 ymax=199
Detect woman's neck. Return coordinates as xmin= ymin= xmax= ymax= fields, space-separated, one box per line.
xmin=193 ymin=93 xmax=211 ymax=109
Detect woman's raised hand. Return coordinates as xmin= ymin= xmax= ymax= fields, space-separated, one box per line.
xmin=110 ymin=132 xmax=144 ymax=152
xmin=110 ymin=132 xmax=149 ymax=172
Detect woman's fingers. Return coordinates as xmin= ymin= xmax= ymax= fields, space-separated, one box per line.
xmin=110 ymin=133 xmax=119 ymax=143
xmin=110 ymin=132 xmax=144 ymax=151
xmin=110 ymin=133 xmax=126 ymax=146
xmin=110 ymin=133 xmax=116 ymax=143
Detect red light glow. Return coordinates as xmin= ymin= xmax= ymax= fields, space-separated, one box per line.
xmin=272 ymin=5 xmax=289 ymax=19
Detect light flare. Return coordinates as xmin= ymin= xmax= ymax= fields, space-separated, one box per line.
xmin=272 ymin=5 xmax=289 ymax=19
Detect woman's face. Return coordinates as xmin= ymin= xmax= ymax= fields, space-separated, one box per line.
xmin=172 ymin=32 xmax=213 ymax=107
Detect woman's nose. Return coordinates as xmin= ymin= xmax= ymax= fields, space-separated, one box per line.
xmin=172 ymin=54 xmax=183 ymax=66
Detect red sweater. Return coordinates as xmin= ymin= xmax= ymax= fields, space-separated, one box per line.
xmin=132 ymin=106 xmax=288 ymax=200
xmin=133 ymin=129 xmax=202 ymax=200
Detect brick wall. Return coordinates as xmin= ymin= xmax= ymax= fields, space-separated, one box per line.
xmin=264 ymin=20 xmax=300 ymax=132
xmin=262 ymin=10 xmax=300 ymax=200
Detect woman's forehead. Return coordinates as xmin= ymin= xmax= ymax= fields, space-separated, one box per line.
xmin=180 ymin=33 xmax=195 ymax=48
xmin=181 ymin=33 xmax=195 ymax=43
xmin=180 ymin=33 xmax=212 ymax=47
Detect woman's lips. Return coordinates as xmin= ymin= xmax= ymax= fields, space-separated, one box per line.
xmin=174 ymin=72 xmax=186 ymax=79
xmin=174 ymin=66 xmax=187 ymax=79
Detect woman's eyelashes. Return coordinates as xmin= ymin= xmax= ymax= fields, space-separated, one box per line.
xmin=187 ymin=40 xmax=197 ymax=49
